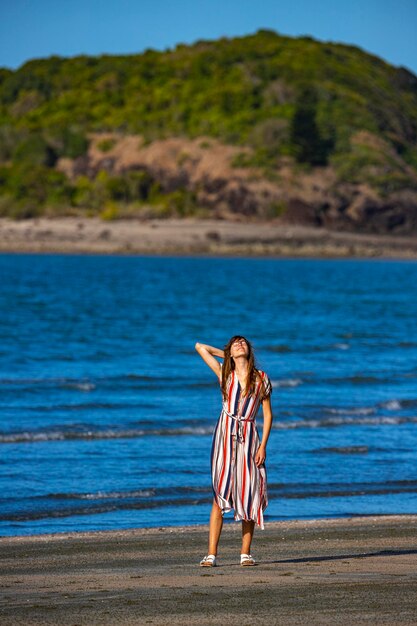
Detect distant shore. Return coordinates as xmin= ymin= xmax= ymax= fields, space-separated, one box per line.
xmin=1 ymin=217 xmax=417 ymax=259
xmin=1 ymin=514 xmax=416 ymax=625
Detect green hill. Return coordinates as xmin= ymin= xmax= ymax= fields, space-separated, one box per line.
xmin=1 ymin=29 xmax=417 ymax=231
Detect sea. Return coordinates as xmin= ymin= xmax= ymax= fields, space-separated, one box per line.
xmin=1 ymin=253 xmax=417 ymax=537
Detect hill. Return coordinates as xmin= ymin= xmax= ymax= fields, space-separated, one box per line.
xmin=1 ymin=29 xmax=417 ymax=232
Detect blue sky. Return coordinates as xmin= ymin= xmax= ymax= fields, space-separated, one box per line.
xmin=1 ymin=0 xmax=416 ymax=74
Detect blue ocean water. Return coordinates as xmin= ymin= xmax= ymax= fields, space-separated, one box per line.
xmin=0 ymin=253 xmax=416 ymax=537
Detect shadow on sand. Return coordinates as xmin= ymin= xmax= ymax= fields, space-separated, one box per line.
xmin=263 ymin=548 xmax=417 ymax=565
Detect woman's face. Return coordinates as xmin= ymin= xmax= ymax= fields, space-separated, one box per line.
xmin=230 ymin=337 xmax=249 ymax=358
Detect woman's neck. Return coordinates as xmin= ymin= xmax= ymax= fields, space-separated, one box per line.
xmin=234 ymin=357 xmax=248 ymax=376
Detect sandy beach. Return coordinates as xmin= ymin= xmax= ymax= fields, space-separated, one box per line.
xmin=1 ymin=514 xmax=416 ymax=625
xmin=1 ymin=217 xmax=417 ymax=258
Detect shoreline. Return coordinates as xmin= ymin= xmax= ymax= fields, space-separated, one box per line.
xmin=1 ymin=217 xmax=417 ymax=259
xmin=2 ymin=513 xmax=417 ymax=625
xmin=2 ymin=511 xmax=417 ymax=542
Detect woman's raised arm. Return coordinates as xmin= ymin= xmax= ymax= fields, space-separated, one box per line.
xmin=195 ymin=342 xmax=224 ymax=380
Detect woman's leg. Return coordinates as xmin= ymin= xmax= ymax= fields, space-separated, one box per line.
xmin=207 ymin=499 xmax=223 ymax=555
xmin=241 ymin=519 xmax=255 ymax=554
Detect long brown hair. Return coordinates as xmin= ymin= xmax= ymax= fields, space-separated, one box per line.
xmin=221 ymin=335 xmax=267 ymax=401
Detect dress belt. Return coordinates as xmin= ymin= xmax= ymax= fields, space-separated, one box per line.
xmin=222 ymin=408 xmax=254 ymax=443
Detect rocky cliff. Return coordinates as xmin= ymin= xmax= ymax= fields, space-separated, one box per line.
xmin=56 ymin=132 xmax=417 ymax=233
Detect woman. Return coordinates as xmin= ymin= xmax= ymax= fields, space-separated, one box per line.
xmin=195 ymin=335 xmax=273 ymax=567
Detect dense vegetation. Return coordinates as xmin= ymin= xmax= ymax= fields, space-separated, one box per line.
xmin=1 ymin=29 xmax=417 ymax=218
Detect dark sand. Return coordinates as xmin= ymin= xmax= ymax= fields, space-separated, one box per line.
xmin=1 ymin=217 xmax=417 ymax=258
xmin=1 ymin=514 xmax=416 ymax=625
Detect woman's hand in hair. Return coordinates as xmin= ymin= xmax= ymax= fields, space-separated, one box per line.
xmin=195 ymin=342 xmax=224 ymax=380
xmin=195 ymin=343 xmax=224 ymax=358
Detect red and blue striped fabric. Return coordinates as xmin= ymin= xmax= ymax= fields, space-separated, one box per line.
xmin=210 ymin=368 xmax=272 ymax=529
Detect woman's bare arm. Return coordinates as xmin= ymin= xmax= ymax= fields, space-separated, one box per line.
xmin=255 ymin=397 xmax=273 ymax=467
xmin=195 ymin=342 xmax=224 ymax=380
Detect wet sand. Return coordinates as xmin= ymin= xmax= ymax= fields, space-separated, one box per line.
xmin=1 ymin=217 xmax=417 ymax=258
xmin=1 ymin=514 xmax=416 ymax=625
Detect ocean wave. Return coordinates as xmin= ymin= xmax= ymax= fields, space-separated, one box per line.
xmin=265 ymin=340 xmax=417 ymax=357
xmin=380 ymin=399 xmax=402 ymax=411
xmin=0 ymin=377 xmax=57 ymax=386
xmin=0 ymin=499 xmax=209 ymax=522
xmin=59 ymin=381 xmax=96 ymax=391
xmin=1 ymin=401 xmax=151 ymax=412
xmin=46 ymin=485 xmax=208 ymax=500
xmin=0 ymin=493 xmax=213 ymax=522
xmin=312 ymin=445 xmax=369 ymax=455
xmin=273 ymin=378 xmax=303 ymax=388
xmin=392 ymin=398 xmax=417 ymax=408
xmin=0 ymin=373 xmax=161 ymax=388
xmin=272 ymin=415 xmax=417 ymax=429
xmin=326 ymin=399 xmax=417 ymax=413
xmin=265 ymin=344 xmax=293 ymax=353
xmin=0 ymin=425 xmax=213 ymax=444
xmin=268 ymin=480 xmax=417 ymax=499
xmin=0 ymin=376 xmax=98 ymax=388
xmin=47 ymin=489 xmax=157 ymax=500
xmin=1 ymin=413 xmax=417 ymax=444
xmin=324 ymin=406 xmax=376 ymax=416
xmin=3 ymin=479 xmax=417 ymax=523
xmin=265 ymin=343 xmax=351 ymax=353
xmin=326 ymin=375 xmax=390 ymax=385
xmin=268 ymin=479 xmax=417 ymax=500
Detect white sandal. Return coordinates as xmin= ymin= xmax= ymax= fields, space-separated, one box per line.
xmin=200 ymin=554 xmax=217 ymax=567
xmin=240 ymin=553 xmax=256 ymax=566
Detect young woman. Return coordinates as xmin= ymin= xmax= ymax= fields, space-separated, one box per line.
xmin=195 ymin=335 xmax=273 ymax=567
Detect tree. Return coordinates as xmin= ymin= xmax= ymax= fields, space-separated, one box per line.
xmin=290 ymin=84 xmax=332 ymax=165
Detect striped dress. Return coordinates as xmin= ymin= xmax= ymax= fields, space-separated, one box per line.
xmin=210 ymin=367 xmax=273 ymax=530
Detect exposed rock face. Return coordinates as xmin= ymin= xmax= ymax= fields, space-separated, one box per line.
xmin=56 ymin=133 xmax=417 ymax=233
xmin=316 ymin=186 xmax=417 ymax=234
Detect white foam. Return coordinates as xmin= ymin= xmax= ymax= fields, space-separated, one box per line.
xmin=272 ymin=415 xmax=417 ymax=429
xmin=273 ymin=378 xmax=303 ymax=388
xmin=380 ymin=399 xmax=402 ymax=411
xmin=326 ymin=406 xmax=375 ymax=416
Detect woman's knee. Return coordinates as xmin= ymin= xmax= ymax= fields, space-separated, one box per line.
xmin=212 ymin=499 xmax=223 ymax=516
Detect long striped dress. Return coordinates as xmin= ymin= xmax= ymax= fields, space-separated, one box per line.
xmin=210 ymin=367 xmax=273 ymax=530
